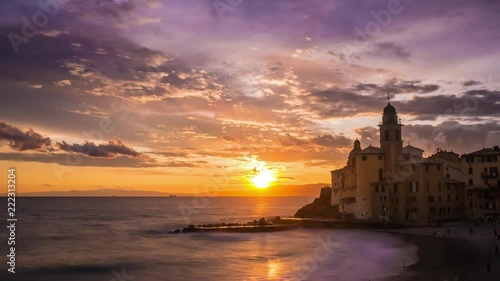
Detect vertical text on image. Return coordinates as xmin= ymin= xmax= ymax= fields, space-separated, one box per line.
xmin=7 ymin=168 xmax=17 ymax=274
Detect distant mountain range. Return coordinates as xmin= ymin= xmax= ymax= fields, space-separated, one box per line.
xmin=15 ymin=188 xmax=180 ymax=197
xmin=10 ymin=183 xmax=328 ymax=197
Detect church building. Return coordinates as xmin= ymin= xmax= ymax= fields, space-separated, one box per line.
xmin=330 ymin=99 xmax=465 ymax=222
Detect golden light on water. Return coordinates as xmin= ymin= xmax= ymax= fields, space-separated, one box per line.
xmin=267 ymin=260 xmax=284 ymax=279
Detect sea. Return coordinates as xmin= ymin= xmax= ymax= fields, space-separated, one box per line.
xmin=0 ymin=197 xmax=418 ymax=281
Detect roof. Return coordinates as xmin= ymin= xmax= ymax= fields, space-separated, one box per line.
xmin=463 ymin=146 xmax=500 ymax=156
xmin=383 ymin=102 xmax=396 ymax=114
xmin=403 ymin=145 xmax=424 ymax=152
xmin=359 ymin=145 xmax=383 ymax=154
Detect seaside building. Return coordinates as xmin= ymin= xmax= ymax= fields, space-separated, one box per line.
xmin=330 ymin=100 xmax=466 ymax=222
xmin=462 ymin=146 xmax=500 ymax=220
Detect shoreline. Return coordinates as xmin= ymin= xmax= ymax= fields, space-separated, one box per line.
xmin=380 ymin=225 xmax=500 ymax=281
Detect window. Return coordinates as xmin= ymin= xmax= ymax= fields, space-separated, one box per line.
xmin=437 ymin=165 xmax=441 ymax=171
xmin=378 ymin=155 xmax=383 ymax=161
xmin=426 ymin=181 xmax=430 ymax=191
xmin=468 ymin=167 xmax=473 ymax=174
xmin=381 ymin=185 xmax=385 ymax=193
xmin=379 ymin=169 xmax=384 ymax=181
xmin=438 ymin=196 xmax=442 ymax=202
xmin=447 ymin=194 xmax=451 ymax=202
xmin=385 ymin=129 xmax=389 ymax=141
xmin=362 ymin=155 xmax=367 ymax=161
xmin=395 ymin=129 xmax=399 ymax=140
xmin=392 ymin=184 xmax=398 ymax=193
xmin=425 ymin=164 xmax=429 ymax=171
xmin=438 ymin=182 xmax=442 ymax=191
xmin=428 ymin=196 xmax=434 ymax=202
xmin=410 ymin=182 xmax=419 ymax=192
xmin=446 ymin=173 xmax=450 ymax=178
xmin=491 ymin=167 xmax=498 ymax=176
xmin=375 ymin=185 xmax=379 ymax=192
xmin=393 ymin=208 xmax=398 ymax=214
xmin=469 ymin=179 xmax=473 ymax=185
xmin=456 ymin=194 xmax=459 ymax=201
xmin=429 ymin=207 xmax=436 ymax=215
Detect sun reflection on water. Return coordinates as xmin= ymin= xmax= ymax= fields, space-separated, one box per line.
xmin=267 ymin=259 xmax=284 ymax=279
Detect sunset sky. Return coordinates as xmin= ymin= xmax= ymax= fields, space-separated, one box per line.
xmin=0 ymin=0 xmax=499 ymax=195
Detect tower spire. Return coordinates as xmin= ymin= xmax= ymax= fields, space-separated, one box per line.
xmin=387 ymin=92 xmax=390 ymax=104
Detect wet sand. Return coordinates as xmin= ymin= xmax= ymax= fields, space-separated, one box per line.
xmin=383 ymin=225 xmax=500 ymax=281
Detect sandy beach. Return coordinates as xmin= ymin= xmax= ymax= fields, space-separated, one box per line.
xmin=381 ymin=223 xmax=500 ymax=281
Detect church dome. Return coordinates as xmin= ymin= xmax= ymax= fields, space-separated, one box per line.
xmin=348 ymin=148 xmax=361 ymax=158
xmin=383 ymin=102 xmax=396 ymax=114
xmin=348 ymin=139 xmax=362 ymax=158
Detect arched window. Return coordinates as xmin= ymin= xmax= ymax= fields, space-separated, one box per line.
xmin=395 ymin=129 xmax=399 ymax=140
xmin=378 ymin=168 xmax=383 ymax=181
xmin=385 ymin=129 xmax=389 ymax=141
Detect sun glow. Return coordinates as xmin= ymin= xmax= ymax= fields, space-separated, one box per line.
xmin=251 ymin=169 xmax=276 ymax=189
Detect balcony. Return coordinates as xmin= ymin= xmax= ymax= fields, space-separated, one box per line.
xmin=481 ymin=172 xmax=499 ymax=179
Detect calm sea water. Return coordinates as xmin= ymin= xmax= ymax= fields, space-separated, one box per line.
xmin=0 ymin=197 xmax=417 ymax=281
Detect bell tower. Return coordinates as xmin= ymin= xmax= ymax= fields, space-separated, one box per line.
xmin=378 ymin=94 xmax=403 ymax=173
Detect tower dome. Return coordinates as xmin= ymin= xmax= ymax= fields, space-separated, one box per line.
xmin=383 ymin=102 xmax=396 ymax=114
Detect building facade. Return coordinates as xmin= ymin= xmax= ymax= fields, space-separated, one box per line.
xmin=331 ymin=101 xmax=466 ymax=222
xmin=462 ymin=146 xmax=500 ymax=220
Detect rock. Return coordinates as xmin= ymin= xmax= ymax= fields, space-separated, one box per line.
xmin=181 ymin=225 xmax=197 ymax=233
xmin=294 ymin=197 xmax=335 ymax=218
xmin=258 ymin=218 xmax=267 ymax=226
xmin=173 ymin=229 xmax=181 ymax=234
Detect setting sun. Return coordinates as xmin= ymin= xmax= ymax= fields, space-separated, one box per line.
xmin=252 ymin=169 xmax=276 ymax=189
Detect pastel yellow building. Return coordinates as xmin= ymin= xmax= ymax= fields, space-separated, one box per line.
xmin=331 ymin=100 xmax=465 ymax=222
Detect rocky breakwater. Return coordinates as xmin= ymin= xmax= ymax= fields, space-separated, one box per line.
xmin=169 ymin=217 xmax=300 ymax=234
